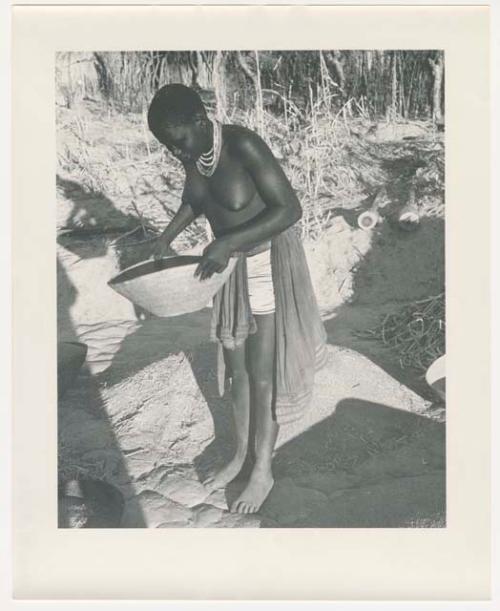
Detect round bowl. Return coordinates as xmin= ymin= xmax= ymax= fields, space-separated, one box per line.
xmin=108 ymin=255 xmax=236 ymax=318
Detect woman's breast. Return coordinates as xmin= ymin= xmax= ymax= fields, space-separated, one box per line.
xmin=209 ymin=161 xmax=256 ymax=212
xmin=205 ymin=191 xmax=267 ymax=234
xmin=185 ymin=158 xmax=266 ymax=232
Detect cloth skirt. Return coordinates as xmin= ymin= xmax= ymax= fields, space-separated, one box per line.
xmin=246 ymin=248 xmax=276 ymax=315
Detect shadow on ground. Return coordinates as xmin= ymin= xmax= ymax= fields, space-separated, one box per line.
xmin=240 ymin=398 xmax=446 ymax=528
xmin=324 ymin=213 xmax=445 ymax=400
xmin=57 ymin=182 xmax=147 ymax=527
xmin=57 ymin=174 xmax=139 ymax=234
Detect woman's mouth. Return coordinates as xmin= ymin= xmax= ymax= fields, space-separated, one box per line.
xmin=172 ymin=147 xmax=191 ymax=161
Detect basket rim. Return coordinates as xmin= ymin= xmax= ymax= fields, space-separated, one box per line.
xmin=108 ymin=255 xmax=203 ymax=286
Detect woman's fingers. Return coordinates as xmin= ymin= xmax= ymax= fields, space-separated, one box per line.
xmin=201 ymin=262 xmax=218 ymax=280
xmin=194 ymin=260 xmax=207 ymax=278
xmin=195 ymin=261 xmax=211 ymax=280
xmin=153 ymin=240 xmax=166 ymax=261
xmin=195 ymin=258 xmax=225 ymax=280
xmin=153 ymin=246 xmax=162 ymax=264
xmin=209 ymin=262 xmax=225 ymax=275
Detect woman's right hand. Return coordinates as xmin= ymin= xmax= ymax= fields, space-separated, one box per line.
xmin=153 ymin=234 xmax=173 ymax=261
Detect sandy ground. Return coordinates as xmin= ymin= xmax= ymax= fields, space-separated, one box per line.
xmin=59 ymin=310 xmax=444 ymax=528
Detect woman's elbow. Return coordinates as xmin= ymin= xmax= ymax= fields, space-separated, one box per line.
xmin=276 ymin=201 xmax=302 ymax=229
xmin=291 ymin=203 xmax=302 ymax=224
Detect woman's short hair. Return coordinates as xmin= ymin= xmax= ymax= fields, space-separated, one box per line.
xmin=147 ymin=84 xmax=206 ymax=133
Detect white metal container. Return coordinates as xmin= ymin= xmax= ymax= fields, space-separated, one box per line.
xmin=425 ymin=354 xmax=446 ymax=400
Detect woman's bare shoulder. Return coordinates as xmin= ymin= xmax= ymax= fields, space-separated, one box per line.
xmin=222 ymin=124 xmax=273 ymax=163
xmin=222 ymin=123 xmax=255 ymax=140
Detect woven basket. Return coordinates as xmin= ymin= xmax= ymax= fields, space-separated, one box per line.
xmin=108 ymin=255 xmax=237 ymax=317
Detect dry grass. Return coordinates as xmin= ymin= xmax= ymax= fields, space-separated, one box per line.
xmin=57 ymin=102 xmax=208 ymax=250
xmin=356 ymin=293 xmax=445 ymax=373
xmin=57 ymin=89 xmax=444 ymax=247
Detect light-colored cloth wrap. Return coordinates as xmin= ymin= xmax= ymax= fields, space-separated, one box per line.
xmin=209 ymin=224 xmax=328 ymax=425
xmin=246 ymin=248 xmax=276 ymax=315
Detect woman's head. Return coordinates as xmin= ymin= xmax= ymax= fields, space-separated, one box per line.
xmin=147 ymin=84 xmax=210 ymax=162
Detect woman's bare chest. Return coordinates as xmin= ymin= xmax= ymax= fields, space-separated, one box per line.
xmin=184 ymin=155 xmax=256 ymax=213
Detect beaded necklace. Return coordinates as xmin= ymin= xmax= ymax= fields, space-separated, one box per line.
xmin=196 ymin=118 xmax=222 ymax=177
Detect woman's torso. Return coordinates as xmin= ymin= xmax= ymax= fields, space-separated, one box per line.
xmin=182 ymin=125 xmax=268 ymax=244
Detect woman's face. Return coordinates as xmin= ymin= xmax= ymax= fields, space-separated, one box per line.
xmin=155 ymin=118 xmax=206 ymax=163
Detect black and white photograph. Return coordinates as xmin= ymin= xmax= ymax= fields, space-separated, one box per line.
xmin=56 ymin=49 xmax=446 ymax=529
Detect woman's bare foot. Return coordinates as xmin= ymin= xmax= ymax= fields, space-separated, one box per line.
xmin=230 ymin=466 xmax=274 ymax=514
xmin=203 ymin=453 xmax=246 ymax=492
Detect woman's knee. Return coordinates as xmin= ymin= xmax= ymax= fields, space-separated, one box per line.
xmin=249 ymin=369 xmax=273 ymax=394
xmin=231 ymin=366 xmax=249 ymax=386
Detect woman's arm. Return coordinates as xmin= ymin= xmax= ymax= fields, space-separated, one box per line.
xmin=195 ymin=128 xmax=302 ymax=278
xmin=154 ymin=197 xmax=200 ymax=259
xmin=224 ymin=128 xmax=302 ymax=250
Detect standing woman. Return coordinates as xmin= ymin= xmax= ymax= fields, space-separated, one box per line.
xmin=148 ymin=84 xmax=327 ymax=514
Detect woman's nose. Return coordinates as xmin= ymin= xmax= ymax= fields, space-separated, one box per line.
xmin=168 ymin=127 xmax=185 ymax=145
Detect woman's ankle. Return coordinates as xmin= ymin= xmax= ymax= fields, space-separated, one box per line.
xmin=252 ymin=456 xmax=273 ymax=475
xmin=234 ymin=446 xmax=248 ymax=461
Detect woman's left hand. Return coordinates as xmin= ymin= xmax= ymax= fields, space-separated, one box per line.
xmin=195 ymin=239 xmax=233 ymax=280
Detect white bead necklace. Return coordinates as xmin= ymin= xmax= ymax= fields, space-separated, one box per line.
xmin=196 ymin=118 xmax=222 ymax=177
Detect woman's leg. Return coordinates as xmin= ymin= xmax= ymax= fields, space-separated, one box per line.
xmin=231 ymin=312 xmax=277 ymax=514
xmin=203 ymin=342 xmax=251 ymax=491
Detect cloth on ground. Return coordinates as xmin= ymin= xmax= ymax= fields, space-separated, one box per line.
xmin=210 ymin=223 xmax=328 ymax=425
